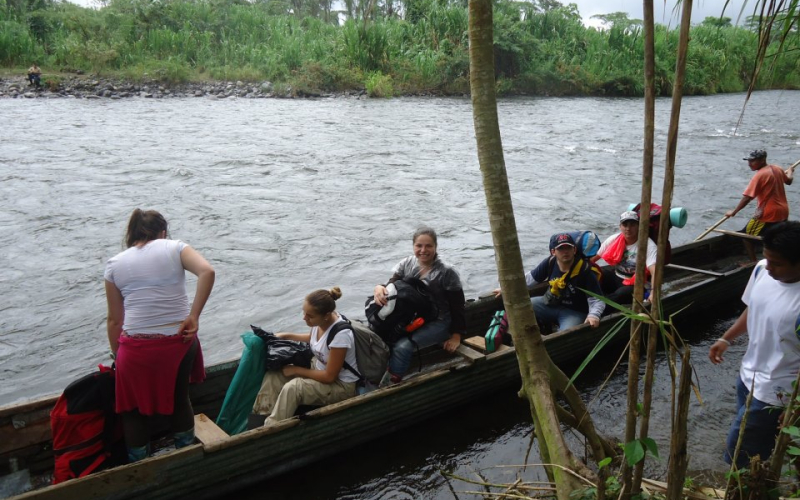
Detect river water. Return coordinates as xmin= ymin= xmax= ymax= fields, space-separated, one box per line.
xmin=1 ymin=91 xmax=799 ymax=495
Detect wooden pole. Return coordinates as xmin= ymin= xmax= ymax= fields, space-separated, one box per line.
xmin=622 ymin=0 xmax=656 ymax=494
xmin=633 ymin=0 xmax=693 ymax=493
xmin=712 ymin=228 xmax=762 ymax=240
xmin=694 ymin=215 xmax=730 ymax=241
xmin=665 ymin=349 xmax=693 ymax=500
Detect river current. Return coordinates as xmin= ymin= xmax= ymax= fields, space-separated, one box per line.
xmin=1 ymin=91 xmax=799 ymax=496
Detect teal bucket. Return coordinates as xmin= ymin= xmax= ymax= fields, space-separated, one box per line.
xmin=670 ymin=207 xmax=688 ymax=228
xmin=626 ymin=203 xmax=688 ymax=228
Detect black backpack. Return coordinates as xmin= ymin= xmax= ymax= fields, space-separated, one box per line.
xmin=364 ymin=277 xmax=439 ymax=345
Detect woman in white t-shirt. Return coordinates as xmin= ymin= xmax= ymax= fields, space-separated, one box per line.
xmin=105 ymin=209 xmax=215 ymax=462
xmin=253 ymin=287 xmax=359 ymax=426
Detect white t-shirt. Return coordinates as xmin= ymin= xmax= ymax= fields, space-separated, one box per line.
xmin=104 ymin=239 xmax=189 ymax=334
xmin=739 ymin=261 xmax=800 ymax=406
xmin=310 ymin=318 xmax=360 ymax=384
xmin=597 ymin=233 xmax=658 ymax=279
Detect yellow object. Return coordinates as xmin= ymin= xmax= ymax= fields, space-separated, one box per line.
xmin=548 ymin=259 xmax=584 ymax=297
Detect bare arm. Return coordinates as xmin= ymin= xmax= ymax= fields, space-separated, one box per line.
xmin=105 ymin=280 xmax=124 ymax=355
xmin=178 ymin=246 xmax=215 ymax=340
xmin=373 ymin=273 xmax=402 ymax=306
xmin=283 ymin=347 xmax=347 ymax=384
xmin=726 ymin=195 xmax=754 ymax=218
xmin=785 ymin=166 xmax=794 ymax=185
xmin=276 ymin=332 xmax=311 ymax=343
xmin=709 ymin=307 xmax=748 ymax=365
xmin=443 ymin=333 xmax=462 ymax=352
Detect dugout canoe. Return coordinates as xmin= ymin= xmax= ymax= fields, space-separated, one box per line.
xmin=0 ymin=234 xmax=752 ymax=500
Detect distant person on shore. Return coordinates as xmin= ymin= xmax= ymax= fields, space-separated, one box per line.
xmin=252 ymin=287 xmax=359 ymax=426
xmin=591 ymin=211 xmax=657 ymax=307
xmin=494 ymin=232 xmax=604 ymax=331
xmin=726 ymin=149 xmax=793 ymax=262
xmin=105 ymin=209 xmax=215 ymax=462
xmin=372 ymin=226 xmax=466 ymax=387
xmin=708 ymin=221 xmax=800 ymax=468
xmin=27 ymin=63 xmax=41 ymax=88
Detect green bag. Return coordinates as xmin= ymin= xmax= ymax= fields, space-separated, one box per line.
xmin=215 ymin=332 xmax=266 ymax=435
xmin=485 ymin=310 xmax=506 ymax=353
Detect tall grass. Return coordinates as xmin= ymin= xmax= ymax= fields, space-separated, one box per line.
xmin=1 ymin=0 xmax=797 ymax=95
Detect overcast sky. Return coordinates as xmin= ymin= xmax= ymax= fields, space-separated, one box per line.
xmin=573 ymin=1 xmax=753 ymax=28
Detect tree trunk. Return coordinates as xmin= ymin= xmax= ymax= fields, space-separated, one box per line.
xmin=665 ymin=349 xmax=692 ymax=500
xmin=636 ymin=0 xmax=694 ymax=493
xmin=631 ymin=0 xmax=658 ymax=493
xmin=467 ymin=0 xmax=587 ymax=496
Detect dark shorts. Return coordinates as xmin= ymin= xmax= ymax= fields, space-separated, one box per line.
xmin=741 ymin=219 xmax=783 ymax=237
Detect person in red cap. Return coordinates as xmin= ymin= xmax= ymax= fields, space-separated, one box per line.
xmin=726 ymin=149 xmax=793 ymax=262
xmin=497 ymin=232 xmax=604 ymax=331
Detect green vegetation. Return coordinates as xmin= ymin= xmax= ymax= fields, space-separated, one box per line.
xmin=1 ymin=0 xmax=798 ymax=96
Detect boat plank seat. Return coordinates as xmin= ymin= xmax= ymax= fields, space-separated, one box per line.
xmin=193 ymin=413 xmax=228 ymax=447
xmin=454 ymin=343 xmax=485 ymax=363
xmin=462 ymin=336 xmax=510 ymax=354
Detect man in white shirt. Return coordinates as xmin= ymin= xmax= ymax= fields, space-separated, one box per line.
xmin=709 ymin=221 xmax=800 ymax=468
xmin=591 ymin=211 xmax=658 ymax=306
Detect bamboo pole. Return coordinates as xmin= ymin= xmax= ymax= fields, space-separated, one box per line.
xmin=622 ymin=1 xmax=657 ymax=496
xmin=694 ymin=215 xmax=730 ymax=241
xmin=633 ymin=0 xmax=693 ymax=493
xmin=665 ymin=349 xmax=693 ymax=500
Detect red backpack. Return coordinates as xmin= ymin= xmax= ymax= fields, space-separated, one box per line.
xmin=51 ymin=365 xmax=126 ymax=484
xmin=632 ymin=202 xmax=672 ymax=264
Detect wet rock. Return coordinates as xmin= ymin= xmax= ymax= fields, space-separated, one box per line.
xmin=0 ymin=75 xmax=351 ymax=100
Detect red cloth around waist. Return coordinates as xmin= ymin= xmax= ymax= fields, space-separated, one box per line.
xmin=115 ymin=334 xmax=205 ymax=415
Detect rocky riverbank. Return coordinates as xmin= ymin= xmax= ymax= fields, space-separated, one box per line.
xmin=0 ymin=74 xmax=367 ymax=99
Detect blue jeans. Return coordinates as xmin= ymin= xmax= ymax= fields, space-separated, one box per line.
xmin=531 ymin=296 xmax=585 ymax=331
xmin=724 ymin=377 xmax=782 ymax=468
xmin=388 ymin=318 xmax=452 ymax=377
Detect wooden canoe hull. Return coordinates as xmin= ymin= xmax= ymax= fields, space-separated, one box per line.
xmin=0 ymin=235 xmax=751 ymax=499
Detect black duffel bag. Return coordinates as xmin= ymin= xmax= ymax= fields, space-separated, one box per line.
xmin=251 ymin=325 xmax=313 ymax=371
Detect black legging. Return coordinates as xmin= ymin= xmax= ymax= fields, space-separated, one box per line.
xmin=122 ymin=338 xmax=198 ymax=448
xmin=599 ymin=268 xmax=634 ymax=313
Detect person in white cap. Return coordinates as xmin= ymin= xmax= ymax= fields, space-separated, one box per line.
xmin=591 ymin=211 xmax=657 ymax=306
xmin=726 ymin=149 xmax=793 ymax=262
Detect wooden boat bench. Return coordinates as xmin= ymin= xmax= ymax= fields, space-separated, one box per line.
xmin=193 ymin=413 xmax=228 ymax=447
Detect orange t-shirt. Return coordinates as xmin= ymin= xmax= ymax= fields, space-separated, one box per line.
xmin=743 ymin=164 xmax=789 ymax=222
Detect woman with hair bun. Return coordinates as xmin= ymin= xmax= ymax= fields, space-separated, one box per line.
xmin=253 ymin=287 xmax=360 ymax=426
xmin=105 ymin=209 xmax=215 ymax=462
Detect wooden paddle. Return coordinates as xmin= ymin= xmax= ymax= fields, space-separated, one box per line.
xmin=787 ymin=159 xmax=800 ymax=175
xmin=694 ymin=214 xmax=730 ymax=241
xmin=713 ymin=228 xmax=763 ymax=240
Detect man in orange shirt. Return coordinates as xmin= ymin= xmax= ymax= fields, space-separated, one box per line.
xmin=726 ymin=149 xmax=794 ymax=261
